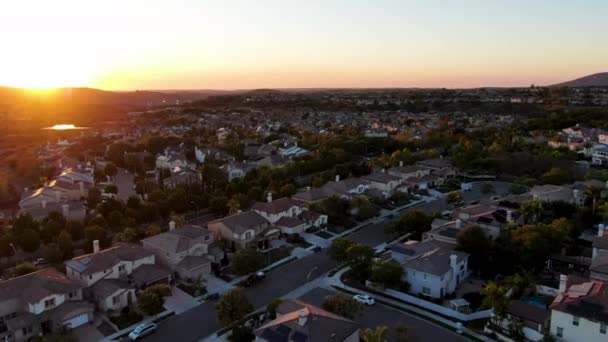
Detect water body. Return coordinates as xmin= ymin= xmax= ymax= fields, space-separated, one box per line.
xmin=43 ymin=124 xmax=89 ymax=130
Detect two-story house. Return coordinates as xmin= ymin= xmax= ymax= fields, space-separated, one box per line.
xmin=549 ymin=276 xmax=607 ymax=342
xmin=388 ymin=162 xmax=431 ymax=180
xmin=142 ymin=225 xmax=215 ymax=281
xmin=251 ymin=194 xmax=324 ymax=235
xmin=0 ymin=269 xmax=94 ymax=342
xmin=66 ymin=243 xmax=170 ymax=313
xmin=388 ymin=239 xmax=469 ymax=298
xmin=591 ymin=225 xmax=608 ymax=281
xmin=361 ymin=171 xmax=403 ymax=198
xmin=207 ymin=211 xmax=276 ymax=250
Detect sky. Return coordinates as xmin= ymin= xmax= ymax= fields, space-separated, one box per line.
xmin=0 ymin=0 xmax=607 ymax=90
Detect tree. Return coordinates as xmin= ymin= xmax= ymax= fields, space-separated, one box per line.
xmin=521 ymin=200 xmax=542 ymax=224
xmin=321 ymin=294 xmax=362 ymax=319
xmin=104 ymin=163 xmax=118 ymax=180
xmin=112 ymin=227 xmax=138 ymax=243
xmin=232 ymin=249 xmax=263 ymax=275
xmin=446 ymin=191 xmax=463 ymax=206
xmin=586 ymin=185 xmax=604 ymax=214
xmin=328 ymin=237 xmax=355 ymax=262
xmin=65 ymin=220 xmax=84 ymax=240
xmin=279 ymin=184 xmax=297 ymax=197
xmin=12 ymin=213 xmax=39 ymax=236
xmin=14 ymin=262 xmax=39 ymax=276
xmin=57 ymin=230 xmax=74 ymax=260
xmin=385 ymin=210 xmax=431 ymax=240
xmin=104 ymin=184 xmax=118 ymax=195
xmin=266 ymin=298 xmax=283 ymax=320
xmin=44 ymin=243 xmax=63 ymax=264
xmin=481 ymin=182 xmax=495 ymax=195
xmin=84 ymin=224 xmax=106 ymax=244
xmin=227 ymin=196 xmax=241 ymax=215
xmin=361 ymin=326 xmax=388 ymax=342
xmin=145 ymin=223 xmax=162 ymax=237
xmin=394 ymin=322 xmax=415 ymax=342
xmin=456 ymin=225 xmax=491 ymax=272
xmin=17 ymin=228 xmax=40 ymax=252
xmin=228 ymin=326 xmax=254 ymax=342
xmin=87 ymin=187 xmax=102 ymax=209
xmin=40 ymin=219 xmax=63 ymax=244
xmin=0 ymin=233 xmax=15 ymax=258
xmin=215 ymin=289 xmax=254 ymax=327
xmin=351 ymin=195 xmax=379 ymax=221
xmin=138 ymin=284 xmax=171 ymax=316
xmin=482 ymin=281 xmax=508 ymax=327
xmin=371 ymin=259 xmax=403 ymax=289
xmin=347 ymin=243 xmax=375 ymax=281
xmin=210 ymin=196 xmax=228 ymax=216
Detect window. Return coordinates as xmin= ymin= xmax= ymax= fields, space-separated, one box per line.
xmin=601 ymin=323 xmax=607 ymax=334
xmin=89 ymin=275 xmax=92 ymax=280
xmin=44 ymin=298 xmax=56 ymax=308
xmin=244 ymin=231 xmax=253 ymax=240
xmin=423 ymin=274 xmax=427 ymax=280
xmin=118 ymin=265 xmax=126 ymax=272
xmin=422 ymin=287 xmax=431 ymax=295
xmin=556 ymin=327 xmax=563 ymax=338
xmin=68 ymin=292 xmax=75 ymax=299
xmin=573 ymin=316 xmax=579 ymax=326
xmin=22 ymin=326 xmax=32 ymax=336
xmin=112 ymin=295 xmax=120 ymax=305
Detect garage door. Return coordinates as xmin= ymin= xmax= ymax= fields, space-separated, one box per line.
xmin=63 ymin=313 xmax=89 ymax=329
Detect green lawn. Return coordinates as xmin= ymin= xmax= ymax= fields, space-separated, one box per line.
xmin=314 ymin=230 xmax=334 ymax=239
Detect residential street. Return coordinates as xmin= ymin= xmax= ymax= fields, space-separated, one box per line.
xmin=297 ymin=287 xmax=466 ymax=342
xmin=145 ymin=182 xmax=509 ymax=342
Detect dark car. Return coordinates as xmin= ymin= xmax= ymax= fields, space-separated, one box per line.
xmin=204 ymin=293 xmax=220 ymax=301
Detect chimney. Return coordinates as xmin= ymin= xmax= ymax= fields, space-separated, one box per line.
xmin=506 ymin=210 xmax=513 ymax=223
xmin=559 ymin=274 xmax=568 ymax=293
xmin=399 ymin=161 xmax=403 ymax=167
xmin=169 ymin=221 xmax=176 ymax=231
xmin=335 ymin=175 xmax=340 ymax=182
xmin=93 ymin=240 xmax=100 ymax=254
xmin=267 ymin=192 xmax=273 ymax=203
xmin=79 ymin=182 xmax=85 ymax=197
xmin=297 ymin=310 xmax=308 ymax=326
xmin=62 ymin=204 xmax=69 ymax=217
xmin=455 ymin=219 xmax=462 ymax=228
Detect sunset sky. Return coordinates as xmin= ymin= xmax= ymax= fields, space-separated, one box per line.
xmin=1 ymin=0 xmax=606 ymax=90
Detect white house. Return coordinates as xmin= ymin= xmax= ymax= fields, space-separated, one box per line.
xmin=388 ymin=239 xmax=469 ymax=298
xmin=549 ymin=276 xmax=607 ymax=342
xmin=362 ymin=171 xmax=403 ymax=198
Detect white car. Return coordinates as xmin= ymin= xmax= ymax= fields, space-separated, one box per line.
xmin=128 ymin=322 xmax=157 ymax=340
xmin=353 ymin=294 xmax=375 ymax=306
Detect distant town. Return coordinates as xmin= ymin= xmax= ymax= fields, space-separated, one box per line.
xmin=0 ymin=83 xmax=608 ymax=342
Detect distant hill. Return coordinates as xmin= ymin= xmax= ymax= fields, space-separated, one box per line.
xmin=551 ymin=72 xmax=608 ymax=87
xmin=0 ymin=87 xmax=230 ymax=124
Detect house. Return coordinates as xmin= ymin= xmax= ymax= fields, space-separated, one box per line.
xmin=591 ymin=225 xmax=608 ymax=281
xmin=416 ymin=158 xmax=453 ymax=173
xmin=244 ymin=143 xmax=276 ymax=159
xmin=549 ymin=276 xmax=608 ymax=342
xmin=530 ymin=184 xmax=586 ymax=207
xmin=361 ymin=171 xmax=403 ymax=198
xmin=162 ymin=167 xmax=199 ymax=189
xmin=292 ymin=176 xmax=370 ymax=203
xmin=221 ymin=161 xmax=254 ymax=181
xmin=252 ymin=194 xmax=305 ymax=224
xmin=254 ymin=299 xmax=360 ymax=342
xmin=0 ymin=268 xmax=94 ymax=342
xmin=278 ymin=144 xmax=310 ymax=159
xmin=155 ymin=144 xmax=193 ymax=170
xmin=142 ymin=224 xmax=215 ymax=281
xmin=388 ymin=162 xmax=431 ymax=180
xmin=65 ymin=242 xmax=170 ymax=313
xmin=487 ymin=300 xmax=550 ymax=342
xmin=592 ymin=144 xmax=608 ymax=166
xmin=207 ymin=211 xmax=276 ymax=250
xmin=254 ymin=155 xmax=290 ymax=169
xmin=388 ymin=239 xmax=469 ymax=298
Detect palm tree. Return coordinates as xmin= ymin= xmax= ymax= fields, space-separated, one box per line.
xmin=394 ymin=322 xmax=415 ymax=342
xmin=361 ymin=326 xmax=388 ymax=342
xmin=482 ymin=281 xmax=508 ymax=328
xmin=586 ymin=185 xmax=604 ymax=215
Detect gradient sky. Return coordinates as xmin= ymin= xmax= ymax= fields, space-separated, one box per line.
xmin=1 ymin=0 xmax=607 ymax=89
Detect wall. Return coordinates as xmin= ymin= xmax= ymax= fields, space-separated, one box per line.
xmin=28 ymin=293 xmax=66 ymax=315
xmin=550 ymin=309 xmax=607 ymax=342
xmin=384 ymin=288 xmax=493 ymax=322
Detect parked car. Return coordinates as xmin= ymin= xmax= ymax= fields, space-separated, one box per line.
xmin=128 ymin=322 xmax=157 ymax=340
xmin=312 ymin=246 xmax=322 ymax=253
xmin=243 ymin=271 xmax=266 ymax=287
xmin=32 ymin=258 xmax=48 ymax=266
xmin=353 ymin=294 xmax=375 ymax=306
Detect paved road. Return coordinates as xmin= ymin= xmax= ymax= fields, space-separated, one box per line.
xmin=115 ymin=168 xmax=136 ymax=201
xmin=146 ymin=182 xmax=512 ymax=341
xmin=298 ymin=287 xmax=466 ymax=342
xmin=147 ymin=251 xmax=337 ymax=342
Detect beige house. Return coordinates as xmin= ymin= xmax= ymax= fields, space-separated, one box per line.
xmin=142 ymin=225 xmax=215 ymax=281
xmin=207 ymin=211 xmax=276 ymax=249
xmin=0 ymin=269 xmax=94 ymax=342
xmin=66 ymin=243 xmax=170 ymax=313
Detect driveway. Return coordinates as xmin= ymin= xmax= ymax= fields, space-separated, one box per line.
xmin=115 ymin=168 xmax=136 ymax=201
xmin=297 ymin=287 xmax=466 ymax=342
xmin=72 ymin=323 xmax=105 ymax=342
xmin=164 ymin=286 xmax=198 ymax=315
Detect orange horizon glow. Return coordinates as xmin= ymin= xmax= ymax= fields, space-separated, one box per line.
xmin=1 ymin=1 xmax=607 ymax=90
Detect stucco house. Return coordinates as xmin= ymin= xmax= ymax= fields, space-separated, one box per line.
xmin=65 ymin=242 xmax=170 ymax=313
xmin=142 ymin=225 xmax=215 ymax=281
xmin=388 ymin=239 xmax=469 ymax=298
xmin=207 ymin=211 xmax=276 ymax=250
xmin=0 ymin=269 xmax=94 ymax=342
